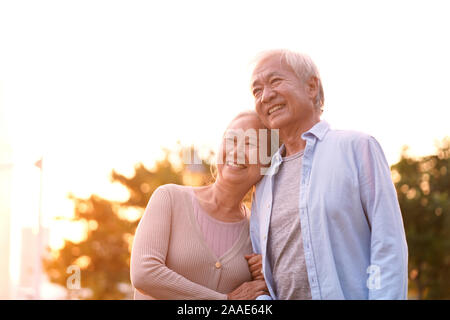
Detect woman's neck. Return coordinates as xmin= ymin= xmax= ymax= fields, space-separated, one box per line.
xmin=194 ymin=180 xmax=248 ymax=222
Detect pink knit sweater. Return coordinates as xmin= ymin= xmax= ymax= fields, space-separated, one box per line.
xmin=191 ymin=188 xmax=247 ymax=259
xmin=130 ymin=184 xmax=253 ymax=300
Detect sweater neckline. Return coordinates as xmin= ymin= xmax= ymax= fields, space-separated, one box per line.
xmin=187 ymin=186 xmax=250 ymax=264
xmin=191 ymin=189 xmax=248 ymax=225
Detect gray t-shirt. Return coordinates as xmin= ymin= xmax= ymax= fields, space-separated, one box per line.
xmin=267 ymin=149 xmax=312 ymax=300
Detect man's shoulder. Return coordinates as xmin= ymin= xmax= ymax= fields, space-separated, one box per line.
xmin=323 ymin=128 xmax=376 ymax=150
xmin=322 ymin=128 xmax=388 ymax=165
xmin=326 ymin=128 xmax=372 ymax=142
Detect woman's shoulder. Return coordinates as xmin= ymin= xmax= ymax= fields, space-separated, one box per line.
xmin=153 ymin=184 xmax=194 ymax=203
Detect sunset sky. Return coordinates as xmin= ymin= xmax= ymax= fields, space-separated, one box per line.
xmin=1 ymin=0 xmax=449 ymax=294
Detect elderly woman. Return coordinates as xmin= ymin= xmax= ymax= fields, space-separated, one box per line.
xmin=130 ymin=111 xmax=272 ymax=299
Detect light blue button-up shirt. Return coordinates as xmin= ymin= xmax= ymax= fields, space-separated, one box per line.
xmin=251 ymin=120 xmax=408 ymax=300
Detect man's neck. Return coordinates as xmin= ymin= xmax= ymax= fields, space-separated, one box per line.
xmin=280 ymin=117 xmax=320 ymax=157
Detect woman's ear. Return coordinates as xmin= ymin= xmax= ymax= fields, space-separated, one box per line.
xmin=209 ymin=161 xmax=218 ymax=181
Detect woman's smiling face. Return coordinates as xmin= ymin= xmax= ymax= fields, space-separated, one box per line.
xmin=216 ymin=113 xmax=270 ymax=187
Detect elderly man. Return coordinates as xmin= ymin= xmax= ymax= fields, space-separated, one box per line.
xmin=248 ymin=49 xmax=408 ymax=300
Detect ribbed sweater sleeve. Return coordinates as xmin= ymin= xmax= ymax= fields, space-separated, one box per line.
xmin=130 ymin=186 xmax=228 ymax=300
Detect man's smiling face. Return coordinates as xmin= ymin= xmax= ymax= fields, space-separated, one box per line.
xmin=251 ymin=54 xmax=315 ymax=130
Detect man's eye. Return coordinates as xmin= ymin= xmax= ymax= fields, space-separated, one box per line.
xmin=253 ymin=88 xmax=262 ymax=97
xmin=271 ymin=78 xmax=282 ymax=84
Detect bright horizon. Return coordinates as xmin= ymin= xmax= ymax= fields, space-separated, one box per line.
xmin=1 ymin=0 xmax=449 ymax=296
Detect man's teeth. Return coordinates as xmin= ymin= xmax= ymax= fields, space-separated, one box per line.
xmin=268 ymin=104 xmax=283 ymax=115
xmin=226 ymin=162 xmax=246 ymax=168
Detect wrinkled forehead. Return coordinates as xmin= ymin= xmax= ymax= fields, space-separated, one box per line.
xmin=250 ymin=55 xmax=289 ymax=87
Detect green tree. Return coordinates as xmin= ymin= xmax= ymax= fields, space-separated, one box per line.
xmin=391 ymin=137 xmax=450 ymax=299
xmin=45 ymin=195 xmax=133 ymax=299
xmin=44 ymin=147 xmax=212 ymax=299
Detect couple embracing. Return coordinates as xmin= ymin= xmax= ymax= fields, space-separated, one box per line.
xmin=130 ymin=49 xmax=408 ymax=300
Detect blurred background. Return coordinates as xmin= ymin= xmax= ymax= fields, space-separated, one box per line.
xmin=0 ymin=0 xmax=449 ymax=300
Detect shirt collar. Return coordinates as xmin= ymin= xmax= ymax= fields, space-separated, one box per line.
xmin=301 ymin=120 xmax=330 ymax=141
xmin=271 ymin=120 xmax=330 ymax=166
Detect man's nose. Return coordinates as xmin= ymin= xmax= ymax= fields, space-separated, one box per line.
xmin=261 ymin=86 xmax=276 ymax=103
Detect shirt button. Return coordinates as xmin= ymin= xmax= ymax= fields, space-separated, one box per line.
xmin=264 ymin=235 xmax=267 ymax=240
xmin=267 ymin=203 xmax=271 ymax=209
xmin=215 ymin=262 xmax=222 ymax=269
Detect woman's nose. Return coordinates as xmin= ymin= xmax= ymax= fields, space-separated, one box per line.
xmin=227 ymin=144 xmax=246 ymax=164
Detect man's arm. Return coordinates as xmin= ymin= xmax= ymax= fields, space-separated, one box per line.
xmin=249 ymin=189 xmax=262 ymax=254
xmin=249 ymin=189 xmax=273 ymax=300
xmin=357 ymin=136 xmax=408 ymax=299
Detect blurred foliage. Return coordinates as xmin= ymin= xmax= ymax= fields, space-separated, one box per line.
xmin=44 ymin=195 xmax=133 ymax=299
xmin=43 ymin=146 xmax=213 ymax=299
xmin=392 ymin=137 xmax=450 ymax=299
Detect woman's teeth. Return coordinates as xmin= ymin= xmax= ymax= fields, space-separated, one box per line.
xmin=226 ymin=161 xmax=246 ymax=169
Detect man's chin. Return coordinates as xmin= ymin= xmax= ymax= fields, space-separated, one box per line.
xmin=267 ymin=117 xmax=287 ymax=130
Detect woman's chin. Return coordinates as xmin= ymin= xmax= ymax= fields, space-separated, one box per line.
xmin=221 ymin=168 xmax=261 ymax=187
xmin=221 ymin=168 xmax=248 ymax=182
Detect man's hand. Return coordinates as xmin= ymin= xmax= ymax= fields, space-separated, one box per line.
xmin=245 ymin=253 xmax=264 ymax=280
xmin=227 ymin=280 xmax=268 ymax=300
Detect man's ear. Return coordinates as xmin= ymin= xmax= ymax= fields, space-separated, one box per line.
xmin=305 ymin=76 xmax=319 ymax=101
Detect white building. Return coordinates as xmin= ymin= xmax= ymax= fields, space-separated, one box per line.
xmin=0 ymin=81 xmax=12 ymax=299
xmin=17 ymin=226 xmax=59 ymax=299
xmin=0 ymin=140 xmax=13 ymax=299
xmin=19 ymin=227 xmax=50 ymax=287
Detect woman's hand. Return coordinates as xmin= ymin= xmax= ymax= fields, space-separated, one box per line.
xmin=244 ymin=253 xmax=264 ymax=280
xmin=227 ymin=254 xmax=269 ymax=299
xmin=227 ymin=280 xmax=268 ymax=300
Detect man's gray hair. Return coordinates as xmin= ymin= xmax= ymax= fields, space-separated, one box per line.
xmin=253 ymin=49 xmax=325 ymax=113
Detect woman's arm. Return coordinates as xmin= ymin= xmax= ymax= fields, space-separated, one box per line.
xmin=130 ymin=186 xmax=227 ymax=299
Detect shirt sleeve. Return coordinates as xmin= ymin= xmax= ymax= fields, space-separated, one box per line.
xmin=249 ymin=190 xmax=262 ymax=254
xmin=357 ymin=136 xmax=409 ymax=300
xmin=250 ymin=188 xmax=274 ymax=301
xmin=256 ymin=294 xmax=273 ymax=300
xmin=130 ymin=186 xmax=228 ymax=300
